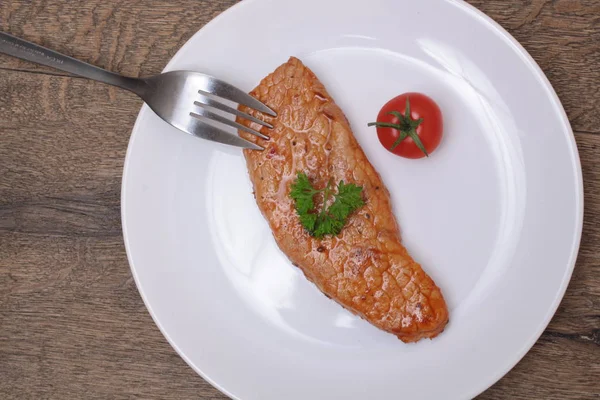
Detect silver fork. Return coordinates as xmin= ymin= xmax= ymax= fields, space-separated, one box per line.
xmin=0 ymin=32 xmax=274 ymax=150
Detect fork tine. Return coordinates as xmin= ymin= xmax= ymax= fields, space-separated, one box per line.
xmin=190 ymin=108 xmax=269 ymax=140
xmin=186 ymin=115 xmax=263 ymax=150
xmin=194 ymin=98 xmax=273 ymax=129
xmin=199 ymin=79 xmax=277 ymax=117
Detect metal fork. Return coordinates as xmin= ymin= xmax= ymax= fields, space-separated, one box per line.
xmin=0 ymin=32 xmax=274 ymax=150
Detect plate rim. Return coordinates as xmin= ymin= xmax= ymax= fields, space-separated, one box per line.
xmin=121 ymin=0 xmax=584 ymax=398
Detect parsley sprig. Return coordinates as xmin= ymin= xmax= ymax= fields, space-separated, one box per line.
xmin=290 ymin=172 xmax=365 ymax=238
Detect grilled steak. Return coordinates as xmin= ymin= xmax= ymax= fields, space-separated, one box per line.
xmin=238 ymin=57 xmax=448 ymax=342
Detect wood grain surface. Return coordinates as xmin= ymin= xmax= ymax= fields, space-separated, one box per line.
xmin=0 ymin=0 xmax=598 ymax=398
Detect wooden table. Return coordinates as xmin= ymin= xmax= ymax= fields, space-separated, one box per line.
xmin=1 ymin=1 xmax=598 ymax=398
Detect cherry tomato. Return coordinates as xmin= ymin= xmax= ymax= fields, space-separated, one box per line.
xmin=368 ymin=93 xmax=443 ymax=159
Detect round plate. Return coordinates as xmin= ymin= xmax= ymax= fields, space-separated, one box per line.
xmin=121 ymin=0 xmax=583 ymax=398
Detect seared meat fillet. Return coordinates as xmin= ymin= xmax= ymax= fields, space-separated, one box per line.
xmin=238 ymin=57 xmax=448 ymax=342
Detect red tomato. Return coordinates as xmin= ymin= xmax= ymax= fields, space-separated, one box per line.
xmin=368 ymin=93 xmax=443 ymax=159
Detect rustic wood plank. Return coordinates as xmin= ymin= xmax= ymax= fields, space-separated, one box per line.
xmin=1 ymin=0 xmax=599 ymax=399
xmin=0 ymin=234 xmax=224 ymax=399
xmin=0 ymin=73 xmax=135 ymax=206
xmin=0 ymin=0 xmax=237 ymax=76
xmin=478 ymin=336 xmax=600 ymax=399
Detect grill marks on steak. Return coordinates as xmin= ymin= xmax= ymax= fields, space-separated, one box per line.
xmin=238 ymin=57 xmax=448 ymax=342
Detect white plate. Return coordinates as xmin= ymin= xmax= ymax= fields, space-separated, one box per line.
xmin=121 ymin=0 xmax=583 ymax=398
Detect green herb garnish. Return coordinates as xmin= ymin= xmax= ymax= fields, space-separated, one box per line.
xmin=290 ymin=172 xmax=365 ymax=238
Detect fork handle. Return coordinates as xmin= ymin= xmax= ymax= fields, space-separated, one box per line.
xmin=0 ymin=31 xmax=146 ymax=95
